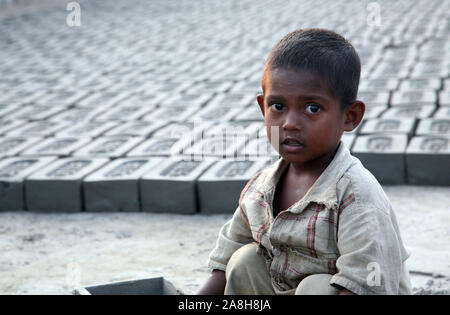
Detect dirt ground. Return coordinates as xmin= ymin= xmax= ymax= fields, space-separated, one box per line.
xmin=0 ymin=185 xmax=449 ymax=295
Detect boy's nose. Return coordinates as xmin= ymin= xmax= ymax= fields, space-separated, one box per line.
xmin=282 ymin=111 xmax=302 ymax=131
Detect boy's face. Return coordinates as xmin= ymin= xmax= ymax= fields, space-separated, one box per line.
xmin=257 ymin=67 xmax=355 ymax=169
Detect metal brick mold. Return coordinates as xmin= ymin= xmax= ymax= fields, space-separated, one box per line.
xmin=73 ymin=277 xmax=180 ymax=295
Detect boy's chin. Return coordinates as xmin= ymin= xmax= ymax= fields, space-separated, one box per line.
xmin=278 ymin=152 xmax=308 ymax=164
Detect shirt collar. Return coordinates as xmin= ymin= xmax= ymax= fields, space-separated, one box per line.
xmin=258 ymin=141 xmax=355 ymax=212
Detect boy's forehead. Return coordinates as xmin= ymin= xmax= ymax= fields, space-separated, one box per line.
xmin=262 ymin=67 xmax=334 ymax=98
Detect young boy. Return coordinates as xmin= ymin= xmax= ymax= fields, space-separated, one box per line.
xmin=198 ymin=29 xmax=411 ymax=295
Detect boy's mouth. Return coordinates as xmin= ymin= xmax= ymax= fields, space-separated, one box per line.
xmin=281 ymin=137 xmax=305 ymax=152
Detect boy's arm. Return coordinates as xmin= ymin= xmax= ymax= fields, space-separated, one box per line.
xmin=206 ymin=204 xmax=254 ymax=272
xmin=330 ymin=202 xmax=408 ymax=295
xmin=200 ymin=172 xmax=262 ymax=295
xmin=197 ymin=270 xmax=226 ymax=295
xmin=200 ymin=204 xmax=254 ymax=295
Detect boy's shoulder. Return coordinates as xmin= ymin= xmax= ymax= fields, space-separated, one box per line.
xmin=337 ymin=154 xmax=393 ymax=215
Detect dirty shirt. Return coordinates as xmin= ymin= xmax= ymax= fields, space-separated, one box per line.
xmin=207 ymin=142 xmax=412 ymax=295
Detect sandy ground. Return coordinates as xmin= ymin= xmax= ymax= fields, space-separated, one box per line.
xmin=0 ymin=185 xmax=449 ymax=295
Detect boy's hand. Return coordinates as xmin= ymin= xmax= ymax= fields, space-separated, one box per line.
xmin=339 ymin=288 xmax=356 ymax=295
xmin=197 ymin=270 xmax=226 ymax=295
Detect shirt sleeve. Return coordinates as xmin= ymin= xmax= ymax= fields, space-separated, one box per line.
xmin=206 ymin=204 xmax=254 ymax=271
xmin=329 ymin=199 xmax=408 ymax=295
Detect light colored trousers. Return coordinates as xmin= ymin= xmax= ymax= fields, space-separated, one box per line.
xmin=225 ymin=243 xmax=340 ymax=295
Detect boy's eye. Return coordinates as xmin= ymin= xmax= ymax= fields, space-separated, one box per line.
xmin=305 ymin=103 xmax=321 ymax=114
xmin=270 ymin=103 xmax=284 ymax=112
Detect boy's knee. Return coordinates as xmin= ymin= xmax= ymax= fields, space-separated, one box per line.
xmin=225 ymin=243 xmax=274 ymax=295
xmin=295 ymin=274 xmax=340 ymax=295
xmin=226 ymin=243 xmax=261 ymax=278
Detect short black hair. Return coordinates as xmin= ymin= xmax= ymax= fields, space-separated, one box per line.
xmin=264 ymin=28 xmax=361 ymax=109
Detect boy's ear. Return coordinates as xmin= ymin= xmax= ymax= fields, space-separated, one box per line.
xmin=256 ymin=93 xmax=265 ymax=116
xmin=343 ymin=100 xmax=365 ymax=132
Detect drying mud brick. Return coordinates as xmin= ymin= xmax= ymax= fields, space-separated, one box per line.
xmin=105 ymin=120 xmax=167 ymax=137
xmin=0 ymin=156 xmax=56 ymax=211
xmin=126 ymin=137 xmax=191 ymax=158
xmin=83 ymin=158 xmax=162 ymax=212
xmin=406 ymin=135 xmax=450 ymax=185
xmin=358 ymin=78 xmax=399 ymax=92
xmin=6 ymin=120 xmax=71 ymax=137
xmin=25 ymin=157 xmax=109 ymax=212
xmin=93 ymin=104 xmax=154 ymax=121
xmin=56 ymin=121 xmax=119 ymax=138
xmin=142 ymin=105 xmax=200 ymax=122
xmin=188 ymin=104 xmax=243 ymax=122
xmin=352 ymin=134 xmax=408 ymax=184
xmin=236 ymin=137 xmax=280 ymax=160
xmin=49 ymin=106 xmax=109 ymax=123
xmin=197 ymin=158 xmax=273 ymax=214
xmin=439 ymin=90 xmax=450 ymax=106
xmin=0 ymin=137 xmax=42 ymax=158
xmin=232 ymin=106 xmax=264 ymax=122
xmin=357 ymin=91 xmax=390 ymax=107
xmin=398 ymin=78 xmax=442 ymax=91
xmin=362 ymin=106 xmax=387 ymax=120
xmin=21 ymin=137 xmax=92 ymax=157
xmin=360 ymin=118 xmax=417 ymax=138
xmin=72 ymin=136 xmax=145 ymax=158
xmin=204 ymin=121 xmax=262 ymax=139
xmin=7 ymin=105 xmax=68 ymax=121
xmin=182 ymin=135 xmax=248 ymax=160
xmin=151 ymin=121 xmax=206 ymax=140
xmin=140 ymin=159 xmax=215 ymax=214
xmin=415 ymin=118 xmax=450 ymax=136
xmin=433 ymin=107 xmax=450 ymax=118
xmin=391 ymin=90 xmax=438 ymax=106
xmin=381 ymin=105 xmax=436 ymax=119
xmin=0 ymin=120 xmax=27 ymax=135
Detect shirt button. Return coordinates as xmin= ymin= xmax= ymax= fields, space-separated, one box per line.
xmin=273 ymin=247 xmax=281 ymax=257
